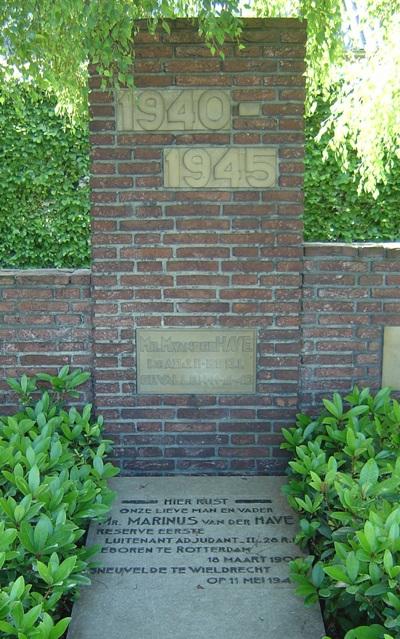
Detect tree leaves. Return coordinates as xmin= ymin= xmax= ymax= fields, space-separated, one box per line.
xmin=255 ymin=1 xmax=400 ymax=195
xmin=304 ymin=95 xmax=400 ymax=242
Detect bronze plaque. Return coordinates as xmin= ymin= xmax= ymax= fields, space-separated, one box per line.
xmin=137 ymin=329 xmax=256 ymax=394
xmin=382 ymin=326 xmax=400 ymax=390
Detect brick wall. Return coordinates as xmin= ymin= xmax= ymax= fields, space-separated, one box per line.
xmin=300 ymin=243 xmax=400 ymax=411
xmin=1 ymin=244 xmax=400 ymax=471
xmin=0 ymin=270 xmax=92 ymax=412
xmin=89 ymin=18 xmax=306 ymax=475
xmin=1 ymin=18 xmax=399 ymax=476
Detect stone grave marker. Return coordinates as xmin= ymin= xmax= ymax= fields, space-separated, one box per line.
xmin=68 ymin=476 xmax=325 ymax=639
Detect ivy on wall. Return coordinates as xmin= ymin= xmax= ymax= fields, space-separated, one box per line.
xmin=0 ymin=87 xmax=90 ymax=268
xmin=304 ymin=100 xmax=400 ymax=242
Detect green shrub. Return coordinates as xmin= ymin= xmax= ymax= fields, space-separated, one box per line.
xmin=282 ymin=387 xmax=400 ymax=639
xmin=0 ymin=367 xmax=118 ymax=638
xmin=0 ymin=84 xmax=90 ymax=268
xmin=304 ymin=99 xmax=400 ymax=242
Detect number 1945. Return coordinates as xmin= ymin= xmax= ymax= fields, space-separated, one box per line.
xmin=164 ymin=147 xmax=277 ymax=189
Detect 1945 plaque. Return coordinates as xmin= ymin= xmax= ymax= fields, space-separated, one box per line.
xmin=137 ymin=328 xmax=256 ymax=394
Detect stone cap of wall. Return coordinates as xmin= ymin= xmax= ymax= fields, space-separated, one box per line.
xmin=303 ymin=242 xmax=400 ymax=258
xmin=0 ymin=269 xmax=91 ymax=284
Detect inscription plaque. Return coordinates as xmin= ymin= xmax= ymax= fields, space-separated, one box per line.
xmin=68 ymin=477 xmax=325 ymax=639
xmin=164 ymin=147 xmax=277 ymax=189
xmin=116 ymin=89 xmax=231 ymax=131
xmin=137 ymin=328 xmax=256 ymax=394
xmin=382 ymin=326 xmax=400 ymax=390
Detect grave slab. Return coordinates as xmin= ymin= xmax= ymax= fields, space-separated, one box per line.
xmin=68 ymin=476 xmax=325 ymax=639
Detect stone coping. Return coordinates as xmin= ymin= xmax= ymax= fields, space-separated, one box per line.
xmin=1 ymin=243 xmax=400 ymax=277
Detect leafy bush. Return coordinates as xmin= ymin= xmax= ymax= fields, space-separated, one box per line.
xmin=0 ymin=367 xmax=118 ymax=638
xmin=0 ymin=84 xmax=90 ymax=268
xmin=282 ymin=387 xmax=400 ymax=639
xmin=304 ymin=99 xmax=400 ymax=242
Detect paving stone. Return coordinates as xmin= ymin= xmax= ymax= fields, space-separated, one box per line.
xmin=68 ymin=476 xmax=325 ymax=639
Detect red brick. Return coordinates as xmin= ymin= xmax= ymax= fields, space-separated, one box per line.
xmin=224 ymin=59 xmax=277 ymax=72
xmin=176 ymin=74 xmax=232 ymax=86
xmin=91 ymin=163 xmax=115 ymax=175
xmin=118 ymin=161 xmax=160 ymax=174
xmin=135 ymin=175 xmax=161 ymax=187
xmin=89 ymin=119 xmax=115 ymax=131
xmin=120 ymin=248 xmax=172 ymax=259
xmin=91 ymin=177 xmax=133 ymax=188
xmin=234 ymin=45 xmax=263 ymax=57
xmin=117 ymin=133 xmax=174 ymax=145
xmin=165 ymin=59 xmax=221 ymax=72
xmin=264 ymin=74 xmax=304 ymax=86
xmin=167 ymin=261 xmax=219 ymax=272
xmin=263 ymin=132 xmax=304 ymax=144
xmin=135 ymin=45 xmax=173 ymax=58
xmin=89 ymin=91 xmax=113 ymax=104
xmin=176 ymin=219 xmax=229 ymax=231
xmin=234 ymin=117 xmax=277 ymax=130
xmin=176 ymin=133 xmax=230 ymax=145
xmin=281 ymin=31 xmax=307 ymax=43
xmin=174 ymin=45 xmax=216 ymax=58
xmin=232 ymin=89 xmax=277 ymax=101
xmin=233 ymin=133 xmax=262 ymax=144
xmin=279 ymin=60 xmax=306 ymax=72
xmin=234 ymin=75 xmax=263 ymax=86
xmin=176 ymin=275 xmax=229 ymax=286
xmin=90 ymin=104 xmax=114 ymax=117
xmin=219 ymin=447 xmax=270 ymax=457
xmin=92 ymin=148 xmax=132 ymax=160
xmin=89 ymin=134 xmax=115 ymax=145
xmin=134 ymin=148 xmax=162 ymax=160
xmin=279 ymin=117 xmax=304 ymax=131
xmin=176 ymin=247 xmax=230 ymax=258
xmin=264 ymin=46 xmax=305 ymax=59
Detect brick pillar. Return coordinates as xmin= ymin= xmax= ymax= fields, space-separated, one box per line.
xmin=89 ymin=18 xmax=306 ymax=475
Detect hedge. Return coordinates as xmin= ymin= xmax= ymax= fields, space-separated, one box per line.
xmin=304 ymin=100 xmax=400 ymax=242
xmin=0 ymin=87 xmax=90 ymax=268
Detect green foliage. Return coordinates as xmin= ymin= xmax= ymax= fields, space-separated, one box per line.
xmin=320 ymin=14 xmax=400 ymax=196
xmin=282 ymin=386 xmax=400 ymax=639
xmin=253 ymin=1 xmax=400 ymax=194
xmin=0 ymin=83 xmax=90 ymax=268
xmin=304 ymin=98 xmax=400 ymax=241
xmin=0 ymin=367 xmax=119 ymax=638
xmin=0 ymin=1 xmax=243 ymax=124
xmin=2 ymin=1 xmax=400 ymax=192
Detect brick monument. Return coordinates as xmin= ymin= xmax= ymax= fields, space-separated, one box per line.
xmin=89 ymin=18 xmax=306 ymax=475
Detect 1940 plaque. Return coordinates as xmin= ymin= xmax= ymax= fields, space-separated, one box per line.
xmin=68 ymin=476 xmax=325 ymax=639
xmin=116 ymin=89 xmax=231 ymax=131
xmin=137 ymin=328 xmax=256 ymax=394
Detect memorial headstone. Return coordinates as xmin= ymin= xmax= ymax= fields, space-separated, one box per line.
xmin=68 ymin=476 xmax=325 ymax=639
